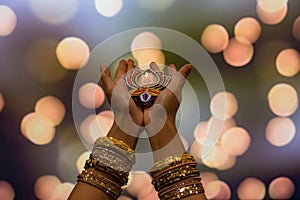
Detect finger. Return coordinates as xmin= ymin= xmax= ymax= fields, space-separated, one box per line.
xmin=149 ymin=62 xmax=160 ymax=72
xmin=178 ymin=64 xmax=193 ymax=79
xmin=114 ymin=59 xmax=127 ymax=83
xmin=127 ymin=59 xmax=135 ymax=72
xmin=99 ymin=64 xmax=115 ymax=100
xmin=168 ymin=64 xmax=193 ymax=95
xmin=168 ymin=64 xmax=177 ymax=77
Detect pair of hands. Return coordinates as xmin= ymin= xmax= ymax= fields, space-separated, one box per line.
xmin=100 ymin=59 xmax=193 ymax=148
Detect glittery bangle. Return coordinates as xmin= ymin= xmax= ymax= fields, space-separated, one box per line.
xmin=152 ymin=167 xmax=200 ymax=191
xmin=159 ymin=177 xmax=203 ymax=197
xmin=150 ymin=154 xmax=195 ymax=176
xmin=92 ymin=147 xmax=133 ymax=172
xmin=93 ymin=137 xmax=136 ymax=164
xmin=77 ymin=170 xmax=122 ymax=200
xmin=84 ymin=155 xmax=129 ymax=185
xmin=160 ymin=184 xmax=205 ymax=200
xmin=152 ymin=162 xmax=197 ymax=178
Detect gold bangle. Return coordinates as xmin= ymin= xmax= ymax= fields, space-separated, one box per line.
xmin=77 ymin=171 xmax=122 ymax=200
xmin=84 ymin=156 xmax=129 ymax=185
xmin=150 ymin=154 xmax=195 ymax=176
xmin=153 ymin=167 xmax=200 ymax=191
xmin=93 ymin=137 xmax=136 ymax=164
xmin=160 ymin=184 xmax=205 ymax=200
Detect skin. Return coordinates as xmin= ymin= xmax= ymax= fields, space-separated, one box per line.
xmin=68 ymin=59 xmax=207 ymax=200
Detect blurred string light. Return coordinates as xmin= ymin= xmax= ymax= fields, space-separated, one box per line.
xmin=56 ymin=37 xmax=90 ymax=70
xmin=80 ymin=110 xmax=114 ymax=144
xmin=210 ymin=91 xmax=238 ymax=120
xmin=223 ymin=37 xmax=254 ymax=67
xmin=0 ymin=5 xmax=17 ymax=37
xmin=205 ymin=180 xmax=231 ymax=200
xmin=265 ymin=117 xmax=296 ymax=147
xmin=256 ymin=2 xmax=288 ymax=25
xmin=25 ymin=39 xmax=67 ymax=83
xmin=268 ymin=177 xmax=295 ymax=199
xmin=237 ymin=177 xmax=266 ymax=200
xmin=234 ymin=17 xmax=262 ymax=44
xmin=95 ymin=0 xmax=123 ymax=17
xmin=130 ymin=32 xmax=165 ymax=68
xmin=257 ymin=0 xmax=288 ymax=13
xmin=200 ymin=24 xmax=229 ymax=54
xmin=28 ymin=0 xmax=79 ymax=25
xmin=20 ymin=96 xmax=65 ymax=145
xmin=276 ymin=48 xmax=300 ymax=77
xmin=20 ymin=112 xmax=56 ymax=145
xmin=76 ymin=151 xmax=91 ymax=173
xmin=35 ymin=96 xmax=66 ymax=126
xmin=78 ymin=82 xmax=105 ymax=109
xmin=0 ymin=93 xmax=4 ymax=112
xmin=293 ymin=16 xmax=300 ymax=41
xmin=267 ymin=83 xmax=298 ymax=117
xmin=136 ymin=0 xmax=175 ymax=11
xmin=0 ymin=181 xmax=15 ymax=200
xmin=34 ymin=175 xmax=61 ymax=200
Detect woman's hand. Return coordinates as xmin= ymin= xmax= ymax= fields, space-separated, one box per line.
xmin=100 ymin=59 xmax=144 ymax=148
xmin=143 ymin=62 xmax=193 ymax=160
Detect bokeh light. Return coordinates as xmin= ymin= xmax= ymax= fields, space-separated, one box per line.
xmin=136 ymin=0 xmax=175 ymax=11
xmin=210 ymin=91 xmax=238 ymax=120
xmin=78 ymin=83 xmax=105 ymax=110
xmin=201 ymin=24 xmax=229 ymax=53
xmin=266 ymin=117 xmax=296 ymax=147
xmin=34 ymin=175 xmax=61 ymax=200
xmin=90 ymin=110 xmax=114 ymax=141
xmin=20 ymin=112 xmax=56 ymax=145
xmin=223 ymin=37 xmax=254 ymax=67
xmin=0 ymin=93 xmax=4 ymax=112
xmin=200 ymin=172 xmax=219 ymax=189
xmin=26 ymin=39 xmax=67 ymax=83
xmin=80 ymin=114 xmax=97 ymax=144
xmin=189 ymin=140 xmax=204 ymax=164
xmin=52 ymin=182 xmax=75 ymax=200
xmin=221 ymin=127 xmax=251 ymax=156
xmin=125 ymin=171 xmax=153 ymax=197
xmin=268 ymin=177 xmax=295 ymax=199
xmin=28 ymin=0 xmax=79 ymax=25
xmin=76 ymin=151 xmax=91 ymax=173
xmin=0 ymin=181 xmax=15 ymax=200
xmin=131 ymin=32 xmax=162 ymax=52
xmin=237 ymin=177 xmax=266 ymax=200
xmin=35 ymin=96 xmax=66 ymax=126
xmin=234 ymin=17 xmax=262 ymax=44
xmin=56 ymin=37 xmax=90 ymax=70
xmin=95 ymin=0 xmax=123 ymax=17
xmin=0 ymin=5 xmax=17 ymax=37
xmin=130 ymin=32 xmax=164 ymax=67
xmin=276 ymin=48 xmax=300 ymax=77
xmin=256 ymin=3 xmax=288 ymax=25
xmin=206 ymin=180 xmax=231 ymax=199
xmin=268 ymin=83 xmax=298 ymax=117
xmin=293 ymin=16 xmax=300 ymax=41
xmin=257 ymin=0 xmax=288 ymax=13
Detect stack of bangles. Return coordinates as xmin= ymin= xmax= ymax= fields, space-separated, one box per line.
xmin=77 ymin=137 xmax=136 ymax=200
xmin=150 ymin=154 xmax=205 ymax=200
xmin=78 ymin=137 xmax=204 ymax=199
